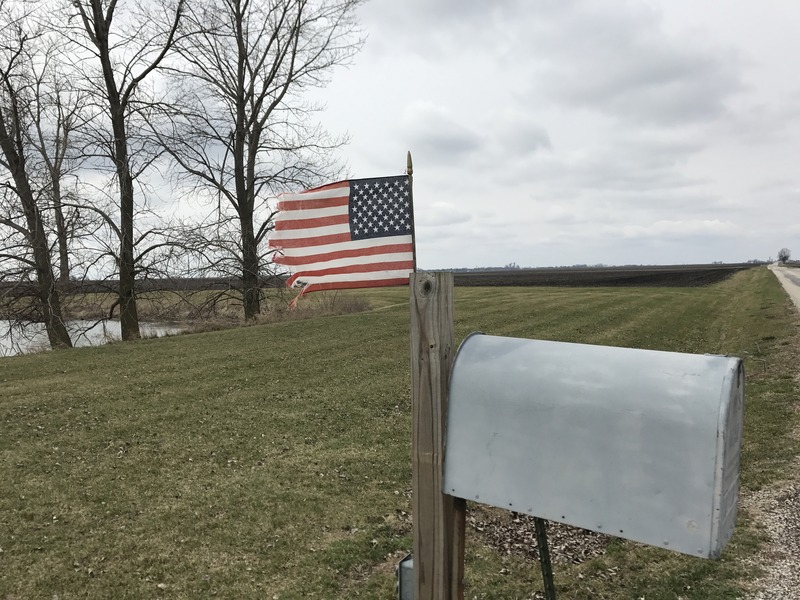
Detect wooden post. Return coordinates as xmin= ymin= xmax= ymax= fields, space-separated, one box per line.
xmin=410 ymin=272 xmax=464 ymax=600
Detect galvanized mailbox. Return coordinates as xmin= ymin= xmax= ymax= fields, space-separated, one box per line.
xmin=443 ymin=333 xmax=744 ymax=559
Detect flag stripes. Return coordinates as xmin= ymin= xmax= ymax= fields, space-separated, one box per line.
xmin=269 ymin=175 xmax=415 ymax=301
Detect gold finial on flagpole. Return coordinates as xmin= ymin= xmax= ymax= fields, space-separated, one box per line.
xmin=407 ymin=151 xmax=413 ymax=178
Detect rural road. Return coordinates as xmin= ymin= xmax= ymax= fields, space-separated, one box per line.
xmin=770 ymin=265 xmax=800 ymax=309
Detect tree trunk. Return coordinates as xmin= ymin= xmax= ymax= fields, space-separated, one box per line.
xmin=51 ymin=177 xmax=71 ymax=284
xmin=235 ymin=85 xmax=260 ymax=318
xmin=0 ymin=118 xmax=72 ymax=349
xmin=114 ymin=125 xmax=141 ymax=340
xmin=72 ymin=0 xmax=185 ymax=340
xmin=103 ymin=54 xmax=141 ymax=340
xmin=240 ymin=212 xmax=260 ymax=320
xmin=38 ymin=255 xmax=72 ymax=349
xmin=28 ymin=205 xmax=72 ymax=349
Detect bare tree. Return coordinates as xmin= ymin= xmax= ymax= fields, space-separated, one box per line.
xmin=26 ymin=43 xmax=93 ymax=285
xmin=778 ymin=248 xmax=791 ymax=264
xmin=157 ymin=0 xmax=363 ymax=319
xmin=67 ymin=0 xmax=184 ymax=340
xmin=0 ymin=3 xmax=72 ymax=349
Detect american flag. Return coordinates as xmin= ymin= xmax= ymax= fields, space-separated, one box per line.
xmin=269 ymin=175 xmax=415 ymax=300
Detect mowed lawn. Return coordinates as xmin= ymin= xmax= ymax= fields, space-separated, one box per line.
xmin=1 ymin=268 xmax=798 ymax=599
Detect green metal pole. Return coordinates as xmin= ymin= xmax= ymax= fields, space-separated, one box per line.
xmin=534 ymin=517 xmax=556 ymax=600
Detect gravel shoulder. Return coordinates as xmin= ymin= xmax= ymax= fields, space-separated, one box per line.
xmin=744 ymin=471 xmax=800 ymax=600
xmin=745 ymin=267 xmax=800 ymax=599
xmin=769 ymin=265 xmax=800 ymax=309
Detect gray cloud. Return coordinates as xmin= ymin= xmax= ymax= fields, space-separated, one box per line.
xmin=493 ymin=132 xmax=708 ymax=195
xmin=494 ymin=115 xmax=553 ymax=156
xmin=522 ymin=2 xmax=743 ymax=125
xmin=415 ymin=202 xmax=473 ymax=228
xmin=621 ymin=219 xmax=742 ymax=241
xmin=401 ymin=102 xmax=483 ymax=164
xmin=718 ymin=94 xmax=800 ymax=145
xmin=315 ymin=1 xmax=800 ymax=267
xmin=363 ymin=0 xmax=743 ymax=126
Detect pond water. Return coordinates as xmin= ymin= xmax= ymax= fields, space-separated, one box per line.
xmin=0 ymin=319 xmax=185 ymax=357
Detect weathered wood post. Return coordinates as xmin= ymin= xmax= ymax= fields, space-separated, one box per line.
xmin=410 ymin=271 xmax=465 ymax=600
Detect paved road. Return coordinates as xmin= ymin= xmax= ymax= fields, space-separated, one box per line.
xmin=769 ymin=265 xmax=800 ymax=310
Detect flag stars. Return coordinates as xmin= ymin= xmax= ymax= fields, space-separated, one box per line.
xmin=349 ymin=175 xmax=412 ymax=241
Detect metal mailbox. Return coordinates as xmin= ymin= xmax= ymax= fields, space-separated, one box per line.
xmin=443 ymin=333 xmax=744 ymax=559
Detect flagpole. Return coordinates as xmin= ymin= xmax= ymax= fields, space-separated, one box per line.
xmin=407 ymin=149 xmax=465 ymax=598
xmin=407 ymin=151 xmax=418 ymax=273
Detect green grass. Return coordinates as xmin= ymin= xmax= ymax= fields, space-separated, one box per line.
xmin=1 ymin=267 xmax=798 ymax=598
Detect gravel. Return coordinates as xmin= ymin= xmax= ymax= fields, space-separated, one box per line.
xmin=744 ymin=471 xmax=800 ymax=600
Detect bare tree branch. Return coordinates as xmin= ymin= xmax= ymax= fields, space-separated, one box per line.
xmin=66 ymin=0 xmax=186 ymax=340
xmin=154 ymin=0 xmax=362 ymax=319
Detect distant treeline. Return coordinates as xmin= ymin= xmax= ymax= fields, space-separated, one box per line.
xmin=0 ymin=275 xmax=286 ymax=296
xmin=450 ymin=263 xmax=756 ymax=287
xmin=0 ymin=264 xmax=758 ymax=297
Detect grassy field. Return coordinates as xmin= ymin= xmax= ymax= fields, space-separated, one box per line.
xmin=1 ymin=267 xmax=798 ymax=599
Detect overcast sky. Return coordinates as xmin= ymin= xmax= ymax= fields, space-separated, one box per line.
xmin=312 ymin=0 xmax=800 ymax=269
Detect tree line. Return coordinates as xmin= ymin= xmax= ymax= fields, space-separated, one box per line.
xmin=0 ymin=0 xmax=362 ymax=349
